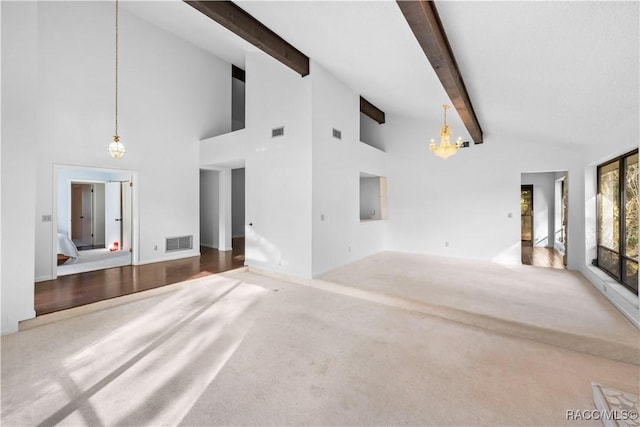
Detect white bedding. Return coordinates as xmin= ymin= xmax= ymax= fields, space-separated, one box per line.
xmin=57 ymin=233 xmax=79 ymax=260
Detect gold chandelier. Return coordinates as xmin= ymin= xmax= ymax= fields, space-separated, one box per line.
xmin=108 ymin=0 xmax=126 ymax=159
xmin=429 ymin=105 xmax=462 ymax=160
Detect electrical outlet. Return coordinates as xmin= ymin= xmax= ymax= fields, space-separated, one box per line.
xmin=445 ymin=241 xmax=449 ymax=247
xmin=42 ymin=215 xmax=52 ymax=223
xmin=320 ymin=214 xmax=325 ymax=221
xmin=154 ymin=245 xmax=158 ymax=251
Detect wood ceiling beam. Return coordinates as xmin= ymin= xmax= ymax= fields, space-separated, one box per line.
xmin=185 ymin=1 xmax=310 ymax=77
xmin=360 ymin=96 xmax=386 ymax=124
xmin=397 ymin=0 xmax=483 ymax=144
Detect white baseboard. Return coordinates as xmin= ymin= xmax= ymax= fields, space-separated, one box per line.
xmin=136 ymin=250 xmax=201 ymax=266
xmin=580 ymin=265 xmax=639 ymax=329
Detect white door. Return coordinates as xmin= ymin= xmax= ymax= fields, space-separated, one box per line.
xmin=71 ymin=183 xmax=93 ymax=246
xmin=121 ymin=182 xmax=132 ymax=252
xmin=105 ymin=182 xmax=122 ymax=250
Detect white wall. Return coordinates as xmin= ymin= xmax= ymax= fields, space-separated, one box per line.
xmin=360 ymin=112 xmax=385 ymax=152
xmin=232 ymin=168 xmax=245 ymax=238
xmin=232 ymin=77 xmax=246 ymax=132
xmin=200 ymin=60 xmax=387 ymax=278
xmin=310 ymin=62 xmax=387 ymax=277
xmin=243 ymin=52 xmax=313 ymax=278
xmin=384 ymin=114 xmax=584 ymax=267
xmin=200 ymin=170 xmax=219 ymax=248
xmin=1 ymin=1 xmax=231 ymax=333
xmin=1 ymin=1 xmax=38 ymax=335
xmin=521 ymin=172 xmax=556 ymax=247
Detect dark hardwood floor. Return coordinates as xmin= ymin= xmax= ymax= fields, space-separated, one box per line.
xmin=35 ymin=239 xmax=245 ymax=316
xmin=521 ymin=242 xmax=565 ymax=269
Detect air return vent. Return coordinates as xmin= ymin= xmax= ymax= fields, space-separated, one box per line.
xmin=272 ymin=126 xmax=284 ymax=138
xmin=332 ymin=128 xmax=342 ymax=140
xmin=166 ymin=235 xmax=193 ymax=252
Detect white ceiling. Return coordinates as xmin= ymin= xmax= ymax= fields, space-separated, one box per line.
xmin=123 ymin=0 xmax=639 ymax=149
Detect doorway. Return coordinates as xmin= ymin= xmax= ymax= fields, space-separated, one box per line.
xmin=71 ymin=183 xmax=94 ymax=248
xmin=521 ymin=185 xmax=533 ymax=246
xmin=199 ymin=165 xmax=245 ymax=265
xmin=55 ymin=167 xmax=135 ymax=277
xmin=70 ymin=182 xmax=106 ymax=250
xmin=520 ymin=172 xmax=568 ymax=269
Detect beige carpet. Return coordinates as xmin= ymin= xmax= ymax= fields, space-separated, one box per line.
xmin=320 ymin=252 xmax=640 ymax=364
xmin=2 ymin=252 xmax=639 ymax=426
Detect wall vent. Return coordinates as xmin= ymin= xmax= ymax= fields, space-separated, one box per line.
xmin=272 ymin=126 xmax=284 ymax=138
xmin=166 ymin=235 xmax=193 ymax=252
xmin=332 ymin=128 xmax=342 ymax=140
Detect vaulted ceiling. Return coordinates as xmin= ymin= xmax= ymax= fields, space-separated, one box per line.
xmin=123 ymin=1 xmax=639 ymax=150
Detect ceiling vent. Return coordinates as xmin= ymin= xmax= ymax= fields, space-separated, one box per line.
xmin=332 ymin=128 xmax=342 ymax=140
xmin=272 ymin=126 xmax=284 ymax=138
xmin=166 ymin=235 xmax=193 ymax=252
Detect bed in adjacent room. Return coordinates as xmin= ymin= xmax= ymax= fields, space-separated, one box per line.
xmin=57 ymin=232 xmax=79 ymax=265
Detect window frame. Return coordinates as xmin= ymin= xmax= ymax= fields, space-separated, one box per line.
xmin=596 ymin=149 xmax=639 ymax=295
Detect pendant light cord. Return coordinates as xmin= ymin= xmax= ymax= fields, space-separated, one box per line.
xmin=115 ymin=0 xmax=119 ymax=137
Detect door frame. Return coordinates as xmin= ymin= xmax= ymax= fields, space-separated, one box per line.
xmin=52 ymin=164 xmax=139 ymax=280
xmin=555 ymin=175 xmax=569 ymax=266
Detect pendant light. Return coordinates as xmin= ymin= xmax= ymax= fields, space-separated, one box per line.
xmin=108 ymin=0 xmax=126 ymax=159
xmin=429 ymin=105 xmax=462 ymax=160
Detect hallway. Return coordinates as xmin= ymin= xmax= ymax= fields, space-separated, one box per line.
xmin=521 ymin=244 xmax=565 ymax=269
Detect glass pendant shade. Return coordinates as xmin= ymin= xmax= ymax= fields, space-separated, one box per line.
xmin=108 ymin=135 xmax=126 ymax=159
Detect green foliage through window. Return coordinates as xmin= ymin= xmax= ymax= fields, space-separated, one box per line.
xmin=597 ymin=150 xmax=638 ymax=295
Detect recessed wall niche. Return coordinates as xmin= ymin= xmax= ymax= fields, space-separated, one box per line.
xmin=360 ymin=173 xmax=388 ymax=221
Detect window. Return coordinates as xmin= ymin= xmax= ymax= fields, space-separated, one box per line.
xmin=597 ymin=150 xmax=638 ymax=294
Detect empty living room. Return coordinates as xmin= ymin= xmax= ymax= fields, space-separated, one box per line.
xmin=1 ymin=1 xmax=638 ymax=426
